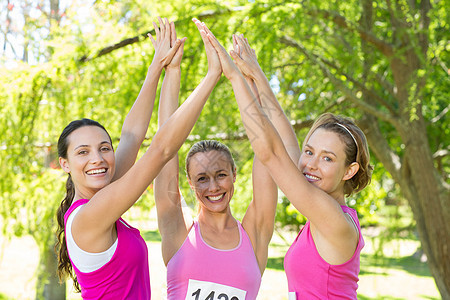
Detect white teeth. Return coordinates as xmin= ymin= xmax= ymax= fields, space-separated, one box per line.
xmin=305 ymin=174 xmax=319 ymax=180
xmin=87 ymin=168 xmax=106 ymax=175
xmin=208 ymin=194 xmax=223 ymax=201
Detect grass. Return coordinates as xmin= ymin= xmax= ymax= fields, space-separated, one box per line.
xmin=142 ymin=229 xmax=162 ymax=242
xmin=360 ymin=253 xmax=432 ymax=277
xmin=357 ymin=237 xmax=440 ymax=299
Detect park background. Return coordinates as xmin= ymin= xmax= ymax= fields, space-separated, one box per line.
xmin=0 ymin=0 xmax=448 ymax=299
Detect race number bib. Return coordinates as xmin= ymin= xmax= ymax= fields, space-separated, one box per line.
xmin=186 ymin=279 xmax=247 ymax=300
xmin=288 ymin=292 xmax=297 ymax=300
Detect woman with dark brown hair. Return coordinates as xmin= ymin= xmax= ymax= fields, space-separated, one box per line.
xmin=54 ymin=18 xmax=218 ymax=299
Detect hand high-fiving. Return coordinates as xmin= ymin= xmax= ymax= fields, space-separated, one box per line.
xmin=192 ymin=19 xmax=242 ymax=81
xmin=192 ymin=18 xmax=222 ymax=78
xmin=231 ymin=34 xmax=261 ymax=81
xmin=148 ymin=17 xmax=184 ymax=68
xmin=166 ymin=21 xmax=187 ymax=70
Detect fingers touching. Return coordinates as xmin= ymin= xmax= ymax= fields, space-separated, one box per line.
xmin=148 ymin=17 xmax=185 ymax=68
xmin=192 ymin=18 xmax=222 ymax=77
xmin=148 ymin=17 xmax=259 ymax=78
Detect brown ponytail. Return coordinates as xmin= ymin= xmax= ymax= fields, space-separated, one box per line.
xmin=55 ymin=174 xmax=80 ymax=292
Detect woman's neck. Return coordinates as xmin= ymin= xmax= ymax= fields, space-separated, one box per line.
xmin=73 ymin=188 xmax=95 ymax=202
xmin=198 ymin=209 xmax=235 ymax=231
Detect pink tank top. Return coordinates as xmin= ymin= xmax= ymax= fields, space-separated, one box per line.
xmin=64 ymin=199 xmax=151 ymax=299
xmin=284 ymin=206 xmax=364 ymax=299
xmin=166 ymin=220 xmax=261 ymax=300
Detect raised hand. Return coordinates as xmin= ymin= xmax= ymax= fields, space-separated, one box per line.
xmin=231 ymin=34 xmax=262 ymax=80
xmin=233 ymin=34 xmax=301 ymax=166
xmin=148 ymin=17 xmax=183 ymax=68
xmin=166 ymin=21 xmax=187 ymax=70
xmin=192 ymin=18 xmax=222 ymax=78
xmin=192 ymin=19 xmax=242 ymax=81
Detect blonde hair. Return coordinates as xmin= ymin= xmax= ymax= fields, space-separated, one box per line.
xmin=303 ymin=113 xmax=373 ymax=196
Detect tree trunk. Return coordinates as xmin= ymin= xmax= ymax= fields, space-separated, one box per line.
xmin=402 ymin=119 xmax=450 ymax=299
xmin=357 ymin=0 xmax=450 ymax=295
xmin=35 ymin=245 xmax=66 ymax=300
xmin=362 ymin=106 xmax=450 ymax=299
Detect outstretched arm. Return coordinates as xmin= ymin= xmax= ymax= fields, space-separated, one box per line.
xmin=113 ymin=17 xmax=182 ymax=181
xmin=241 ymin=155 xmax=277 ymax=275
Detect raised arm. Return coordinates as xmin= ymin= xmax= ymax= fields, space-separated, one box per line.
xmin=240 ymin=155 xmax=277 ymax=275
xmin=232 ymin=36 xmax=306 ymax=272
xmin=154 ymin=21 xmax=191 ymax=265
xmin=228 ymin=36 xmax=279 ymax=274
xmin=71 ymin=18 xmax=220 ymax=254
xmin=154 ymin=18 xmax=222 ymax=265
xmin=232 ymin=34 xmax=301 ymax=163
xmin=113 ymin=17 xmax=182 ymax=181
xmin=201 ymin=23 xmax=353 ymax=251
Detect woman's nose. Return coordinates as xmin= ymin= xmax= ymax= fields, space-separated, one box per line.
xmin=90 ymin=150 xmax=105 ymax=164
xmin=306 ymin=156 xmax=319 ymax=169
xmin=208 ymin=179 xmax=220 ymax=191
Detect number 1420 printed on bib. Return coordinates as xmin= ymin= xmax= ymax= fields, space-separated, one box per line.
xmin=186 ymin=279 xmax=247 ymax=300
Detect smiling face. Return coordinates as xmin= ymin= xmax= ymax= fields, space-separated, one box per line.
xmin=59 ymin=126 xmax=115 ymax=200
xmin=298 ymin=128 xmax=357 ymax=202
xmin=187 ymin=150 xmax=236 ymax=214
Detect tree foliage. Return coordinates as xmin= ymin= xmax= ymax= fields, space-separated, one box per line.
xmin=0 ymin=0 xmax=448 ymax=298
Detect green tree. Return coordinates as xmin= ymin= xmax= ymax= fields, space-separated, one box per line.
xmin=235 ymin=0 xmax=449 ymax=296
xmin=0 ymin=2 xmax=255 ymax=298
xmin=82 ymin=2 xmax=449 ymax=295
xmin=1 ymin=0 xmax=448 ymax=298
xmin=281 ymin=1 xmax=449 ymax=297
xmin=0 ymin=1 xmax=163 ymax=298
xmin=84 ymin=0 xmax=449 ymax=296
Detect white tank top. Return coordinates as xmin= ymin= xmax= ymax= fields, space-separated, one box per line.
xmin=66 ymin=205 xmax=119 ymax=272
